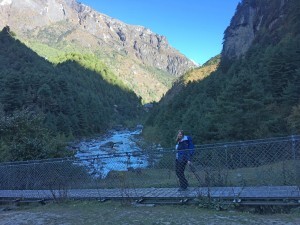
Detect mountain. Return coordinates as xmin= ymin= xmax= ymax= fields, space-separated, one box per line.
xmin=143 ymin=0 xmax=300 ymax=146
xmin=0 ymin=0 xmax=196 ymax=103
xmin=0 ymin=25 xmax=147 ymax=161
xmin=160 ymin=55 xmax=220 ymax=105
xmin=0 ymin=25 xmax=142 ymax=137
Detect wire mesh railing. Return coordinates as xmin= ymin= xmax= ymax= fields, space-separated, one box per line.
xmin=0 ymin=135 xmax=299 ymax=194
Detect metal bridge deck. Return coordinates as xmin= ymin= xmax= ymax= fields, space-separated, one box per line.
xmin=1 ymin=186 xmax=299 ymax=206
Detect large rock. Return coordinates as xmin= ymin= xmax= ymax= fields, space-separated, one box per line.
xmin=222 ymin=0 xmax=289 ymax=60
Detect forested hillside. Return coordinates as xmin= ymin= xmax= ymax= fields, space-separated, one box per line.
xmin=0 ymin=0 xmax=195 ymax=103
xmin=159 ymin=55 xmax=220 ymax=105
xmin=0 ymin=26 xmax=143 ymax=162
xmin=143 ymin=0 xmax=300 ymax=146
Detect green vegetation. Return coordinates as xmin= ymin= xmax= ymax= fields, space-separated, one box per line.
xmin=23 ymin=22 xmax=175 ymax=103
xmin=143 ymin=64 xmax=176 ymax=89
xmin=0 ymin=26 xmax=143 ymax=162
xmin=143 ymin=0 xmax=300 ymax=146
xmin=0 ymin=109 xmax=71 ymax=161
xmin=95 ymin=159 xmax=299 ymax=189
xmin=202 ymin=54 xmax=221 ymax=67
xmin=3 ymin=156 xmax=297 ymax=190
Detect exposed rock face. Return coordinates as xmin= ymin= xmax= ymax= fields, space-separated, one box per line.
xmin=222 ymin=0 xmax=289 ymax=60
xmin=222 ymin=5 xmax=256 ymax=60
xmin=0 ymin=0 xmax=196 ymax=102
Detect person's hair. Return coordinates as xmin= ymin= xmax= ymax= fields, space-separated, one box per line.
xmin=176 ymin=130 xmax=184 ymax=142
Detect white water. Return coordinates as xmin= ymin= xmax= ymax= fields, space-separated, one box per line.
xmin=74 ymin=127 xmax=148 ymax=178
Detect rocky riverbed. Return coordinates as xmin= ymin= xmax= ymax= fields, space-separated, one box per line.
xmin=72 ymin=126 xmax=149 ymax=178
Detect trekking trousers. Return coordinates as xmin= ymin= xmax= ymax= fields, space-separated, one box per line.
xmin=175 ymin=159 xmax=188 ymax=189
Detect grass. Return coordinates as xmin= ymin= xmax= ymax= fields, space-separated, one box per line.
xmin=93 ymin=159 xmax=299 ymax=189
xmin=0 ymin=200 xmax=299 ymax=225
xmin=1 ymin=159 xmax=298 ymax=190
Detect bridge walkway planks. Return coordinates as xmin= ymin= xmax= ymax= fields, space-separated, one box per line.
xmin=0 ymin=186 xmax=299 ymax=206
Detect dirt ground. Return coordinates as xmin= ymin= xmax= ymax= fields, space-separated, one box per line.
xmin=0 ymin=201 xmax=299 ymax=225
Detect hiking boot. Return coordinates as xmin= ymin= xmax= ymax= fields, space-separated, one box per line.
xmin=177 ymin=187 xmax=188 ymax=191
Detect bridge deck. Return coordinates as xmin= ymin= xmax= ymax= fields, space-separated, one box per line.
xmin=1 ymin=186 xmax=299 ymax=206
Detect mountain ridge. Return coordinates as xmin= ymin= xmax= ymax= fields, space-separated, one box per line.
xmin=0 ymin=0 xmax=196 ymax=103
xmin=143 ymin=0 xmax=300 ymax=146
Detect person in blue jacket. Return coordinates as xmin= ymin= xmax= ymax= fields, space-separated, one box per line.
xmin=175 ymin=130 xmax=194 ymax=191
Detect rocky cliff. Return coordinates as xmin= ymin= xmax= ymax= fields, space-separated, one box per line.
xmin=222 ymin=0 xmax=292 ymax=60
xmin=0 ymin=0 xmax=196 ymax=102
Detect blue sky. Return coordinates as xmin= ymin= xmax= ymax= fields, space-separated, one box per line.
xmin=79 ymin=0 xmax=241 ymax=65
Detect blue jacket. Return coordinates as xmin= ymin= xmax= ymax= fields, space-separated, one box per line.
xmin=176 ymin=135 xmax=194 ymax=161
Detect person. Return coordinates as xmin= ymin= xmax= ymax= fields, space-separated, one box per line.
xmin=175 ymin=130 xmax=194 ymax=191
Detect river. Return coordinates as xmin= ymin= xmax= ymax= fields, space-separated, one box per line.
xmin=74 ymin=126 xmax=149 ymax=178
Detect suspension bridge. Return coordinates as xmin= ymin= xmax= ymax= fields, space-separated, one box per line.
xmin=0 ymin=135 xmax=299 ymax=206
